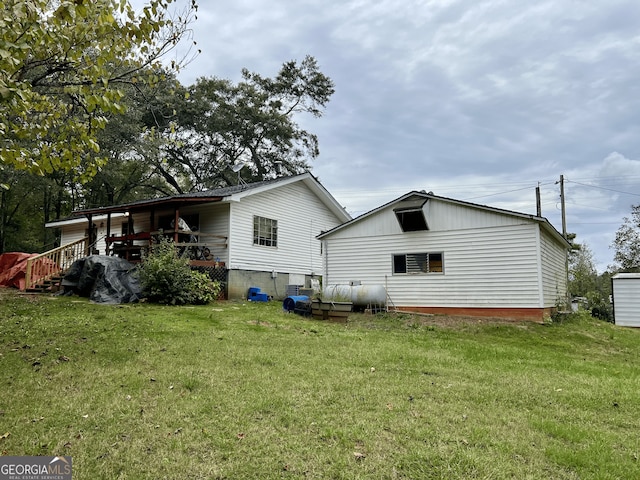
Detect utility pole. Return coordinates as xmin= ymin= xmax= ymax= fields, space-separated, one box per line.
xmin=559 ymin=174 xmax=567 ymax=239
xmin=556 ymin=174 xmax=570 ymax=311
xmin=535 ymin=183 xmax=542 ymax=217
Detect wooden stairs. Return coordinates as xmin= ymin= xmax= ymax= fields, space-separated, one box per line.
xmin=23 ymin=238 xmax=88 ymax=293
xmin=26 ymin=273 xmax=66 ymax=293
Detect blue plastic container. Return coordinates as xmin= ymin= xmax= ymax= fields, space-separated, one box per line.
xmin=250 ymin=293 xmax=269 ymax=302
xmin=248 ymin=287 xmax=261 ymax=298
xmin=283 ymin=295 xmax=309 ymax=312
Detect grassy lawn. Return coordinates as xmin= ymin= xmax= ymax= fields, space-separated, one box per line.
xmin=1 ymin=291 xmax=639 ymax=479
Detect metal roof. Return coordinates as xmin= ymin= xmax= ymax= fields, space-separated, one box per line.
xmin=48 ymin=173 xmax=351 ymax=225
xmin=70 ymin=175 xmax=309 ymax=216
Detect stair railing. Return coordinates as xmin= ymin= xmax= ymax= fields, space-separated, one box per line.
xmin=24 ymin=238 xmax=88 ymax=291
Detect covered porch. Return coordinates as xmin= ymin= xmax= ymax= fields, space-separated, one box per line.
xmin=31 ymin=194 xmax=230 ymax=292
xmin=78 ymin=194 xmax=229 ymax=265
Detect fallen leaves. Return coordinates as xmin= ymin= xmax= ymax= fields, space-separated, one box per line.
xmin=0 ymin=432 xmax=9 ymax=441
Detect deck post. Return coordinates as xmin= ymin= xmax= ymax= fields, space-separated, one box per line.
xmin=86 ymin=214 xmax=93 ymax=256
xmin=106 ymin=213 xmax=112 ymax=255
xmin=173 ymin=209 xmax=180 ymax=243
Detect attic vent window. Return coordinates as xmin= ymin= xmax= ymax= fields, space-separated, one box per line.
xmin=393 ymin=253 xmax=443 ymax=274
xmin=393 ymin=196 xmax=429 ymax=232
xmin=394 ymin=208 xmax=428 ymax=232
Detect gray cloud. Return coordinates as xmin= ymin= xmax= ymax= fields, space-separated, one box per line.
xmin=151 ymin=0 xmax=640 ymax=271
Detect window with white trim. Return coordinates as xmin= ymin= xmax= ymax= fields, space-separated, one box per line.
xmin=393 ymin=252 xmax=443 ymax=274
xmin=253 ymin=216 xmax=278 ymax=247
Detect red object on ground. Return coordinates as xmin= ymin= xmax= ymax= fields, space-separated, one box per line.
xmin=0 ymin=252 xmax=58 ymax=290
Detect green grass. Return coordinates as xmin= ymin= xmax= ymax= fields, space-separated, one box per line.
xmin=1 ymin=291 xmax=639 ymax=479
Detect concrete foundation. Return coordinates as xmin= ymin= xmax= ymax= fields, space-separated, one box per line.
xmin=227 ymin=269 xmax=319 ymax=301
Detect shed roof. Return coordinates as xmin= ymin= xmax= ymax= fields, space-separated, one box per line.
xmin=612 ymin=272 xmax=640 ymax=279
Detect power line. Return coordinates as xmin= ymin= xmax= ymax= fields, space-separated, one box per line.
xmin=567 ymin=180 xmax=640 ymax=198
xmin=462 ymin=185 xmax=536 ymax=201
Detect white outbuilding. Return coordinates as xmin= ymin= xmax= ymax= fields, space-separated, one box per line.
xmin=318 ymin=191 xmax=571 ymax=321
xmin=611 ymin=273 xmax=640 ymax=327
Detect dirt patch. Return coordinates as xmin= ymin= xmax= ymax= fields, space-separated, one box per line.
xmin=351 ymin=310 xmax=540 ymax=330
xmin=411 ymin=313 xmax=538 ymax=328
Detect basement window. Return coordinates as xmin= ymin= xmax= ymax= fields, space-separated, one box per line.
xmin=393 ymin=253 xmax=443 ymax=274
xmin=254 ymin=216 xmax=278 ymax=247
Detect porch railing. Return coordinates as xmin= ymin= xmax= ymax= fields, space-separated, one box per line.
xmin=23 ymin=238 xmax=88 ymax=291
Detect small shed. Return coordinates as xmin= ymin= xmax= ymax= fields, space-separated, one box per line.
xmin=612 ymin=273 xmax=640 ymax=327
xmin=318 ymin=191 xmax=570 ymax=321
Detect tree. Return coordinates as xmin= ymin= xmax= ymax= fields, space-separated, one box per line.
xmin=611 ymin=204 xmax=640 ymax=272
xmin=76 ymin=71 xmax=183 ymax=207
xmin=152 ymin=55 xmax=335 ymax=192
xmin=569 ymin=244 xmax=598 ymax=297
xmin=0 ymin=0 xmax=198 ymax=179
xmin=568 ymin=242 xmax=597 ymax=297
xmin=0 ymin=166 xmax=65 ymax=252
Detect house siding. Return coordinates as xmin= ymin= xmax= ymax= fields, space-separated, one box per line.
xmin=228 ymin=181 xmax=342 ymax=275
xmin=539 ymin=227 xmax=568 ymax=308
xmin=426 ymin=199 xmax=535 ymax=231
xmin=59 ymin=215 xmax=128 ymax=255
xmin=324 ymin=222 xmax=542 ymax=309
xmin=60 ymin=224 xmax=88 ymax=248
xmin=179 ymin=203 xmax=230 ymax=263
xmin=329 ymin=199 xmax=531 ymax=240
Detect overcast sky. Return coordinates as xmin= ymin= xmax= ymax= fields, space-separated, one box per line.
xmin=156 ymin=0 xmax=640 ymax=272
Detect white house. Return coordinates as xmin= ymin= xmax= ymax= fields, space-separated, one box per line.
xmin=611 ymin=273 xmax=640 ymax=327
xmin=318 ymin=191 xmax=571 ymax=321
xmin=46 ymin=173 xmax=351 ymax=299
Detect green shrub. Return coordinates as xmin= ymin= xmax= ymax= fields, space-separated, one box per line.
xmin=586 ymin=291 xmax=612 ymax=322
xmin=139 ymin=237 xmax=220 ymax=305
xmin=187 ymin=270 xmax=221 ymax=305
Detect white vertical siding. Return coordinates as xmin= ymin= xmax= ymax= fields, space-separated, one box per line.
xmin=612 ymin=274 xmax=640 ymax=327
xmin=325 ymin=223 xmax=543 ymax=308
xmin=228 ymin=182 xmax=343 ymax=275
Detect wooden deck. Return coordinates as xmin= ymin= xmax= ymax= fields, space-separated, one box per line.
xmin=106 ymin=230 xmax=228 ymax=262
xmin=23 ymin=233 xmax=228 ymax=292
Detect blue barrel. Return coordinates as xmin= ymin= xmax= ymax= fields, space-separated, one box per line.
xmin=283 ymin=295 xmax=309 ymax=312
